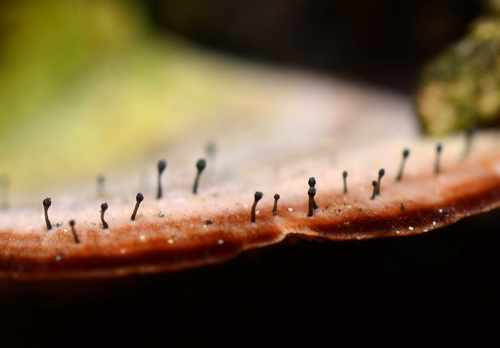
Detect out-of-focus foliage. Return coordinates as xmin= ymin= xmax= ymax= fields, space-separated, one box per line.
xmin=0 ymin=0 xmax=280 ymax=196
xmin=0 ymin=0 xmax=147 ymax=130
xmin=417 ymin=0 xmax=500 ymax=135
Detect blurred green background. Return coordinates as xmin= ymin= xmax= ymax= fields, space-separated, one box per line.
xmin=0 ymin=0 xmax=485 ymax=198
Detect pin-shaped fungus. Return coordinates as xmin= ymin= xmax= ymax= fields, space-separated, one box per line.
xmin=157 ymin=160 xmax=167 ymax=200
xmin=396 ymin=149 xmax=410 ymax=182
xmin=100 ymin=203 xmax=109 ymax=229
xmin=273 ymin=194 xmax=280 ymax=216
xmin=43 ymin=198 xmax=52 ymax=231
xmin=251 ymin=192 xmax=263 ymax=223
xmin=131 ymin=193 xmax=144 ymax=221
xmin=193 ymin=159 xmax=206 ymax=194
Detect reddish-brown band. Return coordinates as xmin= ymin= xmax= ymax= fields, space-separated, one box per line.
xmin=1 ymin=174 xmax=499 ymax=280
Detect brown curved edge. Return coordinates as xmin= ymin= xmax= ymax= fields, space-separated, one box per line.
xmin=1 ymin=177 xmax=499 ymax=280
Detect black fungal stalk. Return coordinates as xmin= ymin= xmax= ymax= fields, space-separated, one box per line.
xmin=370 ymin=180 xmax=378 ymax=200
xmin=157 ymin=160 xmax=167 ymax=200
xmin=273 ymin=193 xmax=280 ymax=216
xmin=461 ymin=125 xmax=476 ymax=161
xmin=205 ymin=142 xmax=216 ymax=177
xmin=343 ymin=171 xmax=348 ymax=194
xmin=435 ymin=143 xmax=442 ymax=176
xmin=131 ymin=193 xmax=144 ymax=221
xmin=308 ymin=177 xmax=319 ymax=209
xmin=43 ymin=198 xmax=52 ymax=231
xmin=193 ymin=159 xmax=206 ymax=194
xmin=308 ymin=187 xmax=316 ymax=217
xmin=251 ymin=191 xmax=263 ymax=223
xmin=206 ymin=142 xmax=216 ymax=157
xmin=97 ymin=175 xmax=105 ymax=196
xmin=400 ymin=203 xmax=406 ymax=211
xmin=375 ymin=169 xmax=385 ymax=195
xmin=396 ymin=149 xmax=410 ymax=182
xmin=69 ymin=220 xmax=80 ymax=244
xmin=100 ymin=203 xmax=109 ymax=229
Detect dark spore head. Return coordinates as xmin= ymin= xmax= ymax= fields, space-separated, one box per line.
xmin=206 ymin=142 xmax=216 ymax=156
xmin=378 ymin=169 xmax=385 ymax=178
xmin=403 ymin=149 xmax=410 ymax=158
xmin=43 ymin=197 xmax=51 ymax=209
xmin=343 ymin=171 xmax=348 ymax=178
xmin=254 ymin=191 xmax=263 ymax=202
xmin=436 ymin=143 xmax=442 ymax=153
xmin=69 ymin=220 xmax=75 ymax=228
xmin=274 ymin=193 xmax=280 ymax=200
xmin=196 ymin=159 xmax=207 ymax=173
xmin=308 ymin=177 xmax=316 ymax=188
xmin=136 ymin=192 xmax=144 ymax=203
xmin=157 ymin=160 xmax=167 ymax=175
xmin=101 ymin=203 xmax=108 ymax=212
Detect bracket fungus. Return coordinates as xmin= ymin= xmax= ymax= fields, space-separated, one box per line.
xmin=1 ymin=76 xmax=500 ymax=280
xmin=1 ymin=0 xmax=500 ymax=282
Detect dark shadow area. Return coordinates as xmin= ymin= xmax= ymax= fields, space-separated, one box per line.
xmin=145 ymin=0 xmax=482 ymax=92
xmin=1 ymin=207 xmax=498 ymax=346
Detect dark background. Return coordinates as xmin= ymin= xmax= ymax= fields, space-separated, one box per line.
xmin=146 ymin=0 xmax=482 ymax=92
xmin=1 ymin=1 xmax=499 ymax=346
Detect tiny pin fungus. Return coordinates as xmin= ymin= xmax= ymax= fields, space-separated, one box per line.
xmin=251 ymin=192 xmax=263 ymax=223
xmin=100 ymin=203 xmax=109 ymax=230
xmin=157 ymin=160 xmax=167 ymax=200
xmin=43 ymin=198 xmax=52 ymax=231
xmin=130 ymin=193 xmax=144 ymax=221
xmin=273 ymin=194 xmax=280 ymax=217
xmin=193 ymin=159 xmax=206 ymax=194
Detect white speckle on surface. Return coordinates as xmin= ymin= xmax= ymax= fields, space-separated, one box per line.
xmin=55 ymin=255 xmax=61 ymax=261
xmin=288 ymin=208 xmax=293 ymax=212
xmin=433 ymin=221 xmax=437 ymax=226
xmin=63 ymin=229 xmax=67 ymax=233
xmin=140 ymin=235 xmax=146 ymax=241
xmin=396 ymin=231 xmax=400 ymax=234
xmin=409 ymin=226 xmax=414 ymax=230
xmin=438 ymin=209 xmax=443 ymax=213
xmin=120 ymin=249 xmax=126 ymax=254
xmin=256 ymin=210 xmax=259 ymax=215
xmin=244 ymin=205 xmax=248 ymax=209
xmin=424 ymin=229 xmax=428 ymax=232
xmin=356 ymin=236 xmax=362 ymax=240
xmin=218 ymin=239 xmax=224 ymax=244
xmin=168 ymin=239 xmax=174 ymax=244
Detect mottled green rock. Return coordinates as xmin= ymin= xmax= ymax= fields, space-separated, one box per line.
xmin=417 ymin=14 xmax=500 ymax=135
